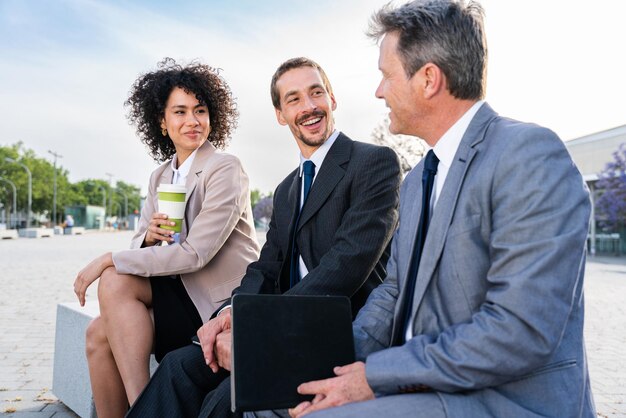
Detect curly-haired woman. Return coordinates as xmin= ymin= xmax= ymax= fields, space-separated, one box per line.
xmin=73 ymin=58 xmax=260 ymax=417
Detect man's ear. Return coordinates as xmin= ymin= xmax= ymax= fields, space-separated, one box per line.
xmin=330 ymin=93 xmax=337 ymax=111
xmin=420 ymin=63 xmax=445 ymax=99
xmin=275 ymin=107 xmax=287 ymax=126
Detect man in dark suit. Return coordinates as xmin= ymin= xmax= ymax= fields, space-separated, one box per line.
xmin=126 ymin=57 xmax=402 ymax=418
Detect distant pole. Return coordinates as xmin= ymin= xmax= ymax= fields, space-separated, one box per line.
xmin=48 ymin=150 xmax=63 ymax=225
xmin=4 ymin=157 xmax=31 ymax=228
xmin=99 ymin=187 xmax=106 ymax=211
xmin=115 ymin=189 xmax=128 ymax=222
xmin=105 ymin=172 xmax=113 ymax=220
xmin=0 ymin=177 xmax=17 ymax=229
xmin=112 ymin=201 xmax=122 ymax=218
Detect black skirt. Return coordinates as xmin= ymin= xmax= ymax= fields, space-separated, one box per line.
xmin=150 ymin=275 xmax=203 ymax=362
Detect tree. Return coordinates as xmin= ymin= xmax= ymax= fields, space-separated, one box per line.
xmin=250 ymin=189 xmax=262 ymax=208
xmin=0 ymin=142 xmax=143 ymax=225
xmin=72 ymin=179 xmax=142 ymax=218
xmin=371 ymin=116 xmax=427 ymax=174
xmin=111 ymin=180 xmax=142 ymax=218
xmin=0 ymin=142 xmax=69 ymax=222
xmin=252 ymin=195 xmax=273 ymax=228
xmin=595 ymin=143 xmax=626 ymax=230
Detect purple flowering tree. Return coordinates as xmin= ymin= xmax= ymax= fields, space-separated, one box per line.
xmin=595 ymin=143 xmax=626 ymax=230
xmin=252 ymin=195 xmax=273 ymax=228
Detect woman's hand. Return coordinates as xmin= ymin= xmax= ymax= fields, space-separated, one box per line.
xmin=74 ymin=252 xmax=113 ymax=306
xmin=143 ymin=212 xmax=176 ymax=246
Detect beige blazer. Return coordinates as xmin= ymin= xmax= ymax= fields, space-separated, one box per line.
xmin=112 ymin=141 xmax=260 ymax=322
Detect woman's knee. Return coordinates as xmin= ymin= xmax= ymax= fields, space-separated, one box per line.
xmin=98 ymin=267 xmax=147 ymax=307
xmin=85 ymin=317 xmax=109 ymax=358
xmin=98 ymin=266 xmax=124 ymax=300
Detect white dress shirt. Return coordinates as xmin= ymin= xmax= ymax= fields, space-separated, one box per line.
xmin=296 ymin=129 xmax=340 ymax=279
xmin=166 ymin=148 xmax=197 ymax=244
xmin=405 ymin=101 xmax=484 ymax=341
xmin=170 ymin=148 xmax=198 ymax=185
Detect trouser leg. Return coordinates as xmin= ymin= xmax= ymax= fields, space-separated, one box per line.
xmin=199 ymin=377 xmax=245 ymax=418
xmin=126 ymin=344 xmax=229 ymax=418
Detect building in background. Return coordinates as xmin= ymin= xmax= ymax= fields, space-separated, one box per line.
xmin=566 ymin=124 xmax=626 ymax=255
xmin=64 ymin=205 xmax=105 ymax=230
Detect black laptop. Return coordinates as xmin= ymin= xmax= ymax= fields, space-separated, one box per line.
xmin=230 ymin=294 xmax=355 ymax=412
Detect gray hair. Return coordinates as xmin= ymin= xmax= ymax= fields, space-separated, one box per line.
xmin=368 ymin=0 xmax=487 ymax=100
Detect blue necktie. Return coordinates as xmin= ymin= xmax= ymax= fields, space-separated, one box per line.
xmin=394 ymin=150 xmax=439 ymax=346
xmin=302 ymin=161 xmax=315 ymax=205
xmin=290 ymin=161 xmax=315 ymax=288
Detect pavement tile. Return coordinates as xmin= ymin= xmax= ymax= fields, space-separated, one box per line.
xmin=0 ymin=389 xmax=47 ymax=414
xmin=0 ymin=412 xmax=54 ymax=418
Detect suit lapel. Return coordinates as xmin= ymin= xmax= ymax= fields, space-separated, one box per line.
xmin=279 ymin=170 xmax=302 ymax=291
xmin=389 ymin=164 xmax=427 ymax=344
xmin=296 ymin=134 xmax=350 ymax=231
xmin=184 ymin=141 xmax=215 ymax=202
xmin=179 ymin=141 xmax=215 ymax=239
xmin=409 ymin=104 xmax=498 ymax=314
xmin=285 ymin=170 xmax=301 ymax=238
xmin=159 ymin=164 xmax=173 ymax=186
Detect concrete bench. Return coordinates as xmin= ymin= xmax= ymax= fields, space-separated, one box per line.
xmin=0 ymin=229 xmax=18 ymax=239
xmin=18 ymin=227 xmax=54 ymax=238
xmin=64 ymin=226 xmax=86 ymax=235
xmin=53 ymin=301 xmax=158 ymax=418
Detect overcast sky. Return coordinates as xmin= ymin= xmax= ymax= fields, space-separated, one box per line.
xmin=1 ymin=0 xmax=625 ymax=194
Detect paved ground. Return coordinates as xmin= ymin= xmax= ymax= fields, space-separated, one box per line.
xmin=0 ymin=231 xmax=624 ymax=417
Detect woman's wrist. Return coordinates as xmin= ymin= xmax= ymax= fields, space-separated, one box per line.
xmin=100 ymin=252 xmax=114 ymax=270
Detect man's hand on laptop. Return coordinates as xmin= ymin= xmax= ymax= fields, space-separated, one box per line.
xmin=288 ymin=361 xmax=374 ymax=417
xmin=197 ymin=308 xmax=232 ymax=373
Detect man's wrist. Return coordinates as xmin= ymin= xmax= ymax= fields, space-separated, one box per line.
xmin=217 ymin=305 xmax=231 ymax=317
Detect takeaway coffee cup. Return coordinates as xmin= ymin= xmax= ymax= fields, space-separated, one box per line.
xmin=157 ymin=184 xmax=187 ymax=233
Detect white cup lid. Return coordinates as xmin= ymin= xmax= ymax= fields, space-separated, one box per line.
xmin=157 ymin=184 xmax=187 ymax=194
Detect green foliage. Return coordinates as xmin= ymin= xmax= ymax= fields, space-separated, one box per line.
xmin=250 ymin=188 xmax=273 ymax=210
xmin=250 ymin=189 xmax=261 ymax=208
xmin=0 ymin=143 xmax=142 ymax=224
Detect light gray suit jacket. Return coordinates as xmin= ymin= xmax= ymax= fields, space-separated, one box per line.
xmin=112 ymin=141 xmax=260 ymax=322
xmin=353 ymin=104 xmax=595 ymax=417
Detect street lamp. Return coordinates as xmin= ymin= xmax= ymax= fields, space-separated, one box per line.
xmin=105 ymin=172 xmax=113 ymax=220
xmin=0 ymin=177 xmax=17 ymax=229
xmin=4 ymin=157 xmax=32 ymax=228
xmin=111 ymin=201 xmax=122 ymax=218
xmin=48 ymin=150 xmax=63 ymax=225
xmin=115 ymin=189 xmax=128 ymax=221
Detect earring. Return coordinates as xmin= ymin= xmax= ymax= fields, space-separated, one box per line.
xmin=162 ymin=128 xmax=167 ymax=136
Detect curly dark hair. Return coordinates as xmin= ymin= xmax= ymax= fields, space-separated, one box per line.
xmin=125 ymin=58 xmax=239 ymax=163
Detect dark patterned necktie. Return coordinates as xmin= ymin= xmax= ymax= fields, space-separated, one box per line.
xmin=394 ymin=150 xmax=439 ymax=346
xmin=289 ymin=160 xmax=315 ymax=288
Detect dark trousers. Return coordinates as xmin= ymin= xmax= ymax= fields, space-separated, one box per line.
xmin=126 ymin=344 xmax=234 ymax=418
xmin=200 ymin=378 xmax=240 ymax=418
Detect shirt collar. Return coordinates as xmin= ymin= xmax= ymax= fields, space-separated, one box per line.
xmin=432 ymin=101 xmax=484 ymax=169
xmin=170 ymin=148 xmax=198 ymax=185
xmin=299 ymin=129 xmax=340 ymax=176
